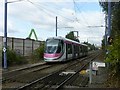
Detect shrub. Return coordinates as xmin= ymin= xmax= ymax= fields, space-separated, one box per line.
xmin=2 ymin=48 xmax=27 ymax=66
xmin=105 ymin=36 xmax=120 ymax=75
xmin=31 ymin=43 xmax=45 ymax=62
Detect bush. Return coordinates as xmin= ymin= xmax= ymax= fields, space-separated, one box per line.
xmin=104 ymin=36 xmax=120 ymax=87
xmin=2 ymin=48 xmax=27 ymax=66
xmin=105 ymin=36 xmax=120 ymax=75
xmin=31 ymin=43 xmax=45 ymax=62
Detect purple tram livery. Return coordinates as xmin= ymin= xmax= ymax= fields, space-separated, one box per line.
xmin=44 ymin=37 xmax=88 ymax=62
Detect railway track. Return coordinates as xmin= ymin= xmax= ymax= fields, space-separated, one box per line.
xmin=2 ymin=51 xmax=96 ymax=80
xmin=2 ymin=63 xmax=49 ymax=82
xmin=15 ymin=52 xmax=100 ymax=90
xmin=2 ymin=51 xmax=100 ymax=89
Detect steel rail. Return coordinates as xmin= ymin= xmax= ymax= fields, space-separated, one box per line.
xmin=16 ymin=52 xmax=99 ymax=90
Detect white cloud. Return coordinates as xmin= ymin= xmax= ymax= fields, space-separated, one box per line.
xmin=0 ymin=1 xmax=105 ymax=46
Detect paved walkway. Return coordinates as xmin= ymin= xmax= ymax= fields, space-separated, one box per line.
xmin=88 ymin=53 xmax=108 ymax=88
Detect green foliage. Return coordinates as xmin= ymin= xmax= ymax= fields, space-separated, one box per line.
xmin=101 ymin=37 xmax=105 ymax=50
xmin=65 ymin=31 xmax=80 ymax=42
xmin=100 ymin=1 xmax=120 ymax=87
xmin=2 ymin=48 xmax=27 ymax=66
xmin=0 ymin=49 xmax=2 ymax=65
xmin=106 ymin=36 xmax=120 ymax=70
xmin=99 ymin=2 xmax=120 ymax=38
xmin=99 ymin=2 xmax=119 ymax=13
xmin=65 ymin=31 xmax=75 ymax=40
xmin=105 ymin=36 xmax=120 ymax=87
xmin=31 ymin=43 xmax=45 ymax=61
xmin=83 ymin=42 xmax=96 ymax=51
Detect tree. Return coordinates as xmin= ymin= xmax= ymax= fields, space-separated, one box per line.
xmin=100 ymin=1 xmax=120 ymax=87
xmin=99 ymin=2 xmax=120 ymax=38
xmin=83 ymin=42 xmax=96 ymax=51
xmin=65 ymin=31 xmax=74 ymax=40
xmin=65 ymin=31 xmax=80 ymax=42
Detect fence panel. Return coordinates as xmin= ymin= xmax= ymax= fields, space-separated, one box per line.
xmin=14 ymin=38 xmax=24 ymax=55
xmin=33 ymin=41 xmax=40 ymax=50
xmin=0 ymin=36 xmax=2 ymax=49
xmin=0 ymin=36 xmax=42 ymax=56
xmin=24 ymin=39 xmax=33 ymax=56
xmin=7 ymin=37 xmax=13 ymax=50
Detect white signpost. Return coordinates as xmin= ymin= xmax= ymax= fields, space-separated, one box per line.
xmin=89 ymin=61 xmax=106 ymax=84
xmin=92 ymin=62 xmax=106 ymax=68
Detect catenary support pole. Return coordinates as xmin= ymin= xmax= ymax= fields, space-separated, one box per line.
xmin=56 ymin=16 xmax=57 ymax=37
xmin=4 ymin=0 xmax=8 ymax=69
xmin=105 ymin=14 xmax=108 ymax=48
xmin=108 ymin=0 xmax=111 ymax=37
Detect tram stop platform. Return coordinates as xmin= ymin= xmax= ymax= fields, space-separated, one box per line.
xmin=87 ymin=54 xmax=108 ymax=88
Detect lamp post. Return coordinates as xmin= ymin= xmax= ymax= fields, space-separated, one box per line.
xmin=3 ymin=0 xmax=8 ymax=69
xmin=3 ymin=0 xmax=24 ymax=69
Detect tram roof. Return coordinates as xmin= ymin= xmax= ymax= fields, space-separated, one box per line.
xmin=46 ymin=36 xmax=88 ymax=47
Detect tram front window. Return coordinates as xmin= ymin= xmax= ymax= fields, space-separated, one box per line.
xmin=45 ymin=39 xmax=63 ymax=54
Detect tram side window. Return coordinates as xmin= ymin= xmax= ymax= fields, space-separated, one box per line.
xmin=68 ymin=44 xmax=72 ymax=54
xmin=80 ymin=46 xmax=82 ymax=52
xmin=79 ymin=46 xmax=81 ymax=52
xmin=74 ymin=45 xmax=78 ymax=54
xmin=76 ymin=46 xmax=79 ymax=53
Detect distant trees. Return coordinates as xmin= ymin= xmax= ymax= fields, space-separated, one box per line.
xmin=65 ymin=31 xmax=80 ymax=42
xmin=65 ymin=31 xmax=97 ymax=50
xmin=83 ymin=42 xmax=96 ymax=51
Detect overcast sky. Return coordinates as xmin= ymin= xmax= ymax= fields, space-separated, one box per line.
xmin=0 ymin=0 xmax=105 ymax=46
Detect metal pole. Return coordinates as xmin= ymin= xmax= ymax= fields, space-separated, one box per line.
xmin=4 ymin=0 xmax=7 ymax=69
xmin=56 ymin=16 xmax=57 ymax=37
xmin=108 ymin=0 xmax=111 ymax=37
xmin=105 ymin=14 xmax=107 ymax=47
xmin=89 ymin=61 xmax=92 ymax=84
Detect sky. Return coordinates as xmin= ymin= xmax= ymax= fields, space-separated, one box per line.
xmin=0 ymin=0 xmax=105 ymax=46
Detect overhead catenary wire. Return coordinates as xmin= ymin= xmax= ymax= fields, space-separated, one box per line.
xmin=27 ymin=0 xmax=90 ymax=31
xmin=73 ymin=0 xmax=90 ymax=26
xmin=26 ymin=0 xmax=78 ymax=34
xmin=72 ymin=0 xmax=104 ymax=43
xmin=26 ymin=0 xmax=77 ymax=37
xmin=26 ymin=0 xmax=55 ymax=17
xmin=27 ymin=0 xmax=75 ymax=22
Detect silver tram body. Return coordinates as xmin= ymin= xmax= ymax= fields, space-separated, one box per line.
xmin=44 ymin=37 xmax=88 ymax=62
